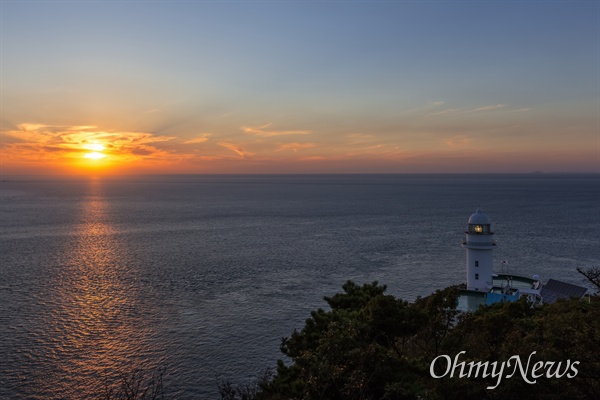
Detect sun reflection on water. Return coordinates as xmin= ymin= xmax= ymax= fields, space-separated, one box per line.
xmin=27 ymin=179 xmax=164 ymax=399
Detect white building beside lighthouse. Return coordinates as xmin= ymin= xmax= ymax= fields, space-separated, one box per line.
xmin=462 ymin=208 xmax=495 ymax=291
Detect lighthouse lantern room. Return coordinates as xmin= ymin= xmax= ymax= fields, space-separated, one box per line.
xmin=462 ymin=208 xmax=495 ymax=291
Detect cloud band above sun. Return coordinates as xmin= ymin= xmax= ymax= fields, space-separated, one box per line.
xmin=241 ymin=123 xmax=312 ymax=137
xmin=0 ymin=124 xmax=183 ymax=173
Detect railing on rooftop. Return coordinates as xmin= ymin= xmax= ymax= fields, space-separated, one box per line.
xmin=462 ymin=241 xmax=497 ymax=247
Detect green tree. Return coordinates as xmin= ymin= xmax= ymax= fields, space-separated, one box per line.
xmin=226 ymin=281 xmax=599 ymax=400
xmin=257 ymin=282 xmax=463 ymax=400
xmin=439 ymin=298 xmax=600 ymax=400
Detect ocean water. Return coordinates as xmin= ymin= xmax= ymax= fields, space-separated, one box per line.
xmin=1 ymin=174 xmax=598 ymax=398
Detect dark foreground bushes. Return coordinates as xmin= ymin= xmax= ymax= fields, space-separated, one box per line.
xmin=221 ymin=280 xmax=600 ymax=400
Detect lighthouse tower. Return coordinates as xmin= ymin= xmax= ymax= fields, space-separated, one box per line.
xmin=462 ymin=209 xmax=495 ymax=291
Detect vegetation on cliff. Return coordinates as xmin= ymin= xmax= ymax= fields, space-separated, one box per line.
xmin=222 ymin=271 xmax=600 ymax=400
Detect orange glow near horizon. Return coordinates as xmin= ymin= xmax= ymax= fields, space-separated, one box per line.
xmin=0 ymin=124 xmax=187 ymax=175
xmin=0 ymin=120 xmax=597 ymax=176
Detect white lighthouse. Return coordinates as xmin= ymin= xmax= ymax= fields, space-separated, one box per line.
xmin=462 ymin=208 xmax=495 ymax=291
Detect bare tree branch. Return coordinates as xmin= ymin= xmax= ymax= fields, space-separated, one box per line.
xmin=577 ymin=266 xmax=600 ymax=295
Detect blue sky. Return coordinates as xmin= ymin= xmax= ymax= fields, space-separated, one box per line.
xmin=1 ymin=1 xmax=598 ymax=174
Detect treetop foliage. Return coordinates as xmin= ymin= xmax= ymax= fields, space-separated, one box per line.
xmin=227 ymin=280 xmax=600 ymax=400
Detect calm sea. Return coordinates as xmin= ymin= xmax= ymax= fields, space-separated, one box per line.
xmin=1 ymin=174 xmax=598 ymax=398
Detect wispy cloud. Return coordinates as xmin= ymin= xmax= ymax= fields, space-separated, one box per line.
xmin=346 ymin=133 xmax=376 ymax=145
xmin=217 ymin=142 xmax=253 ymax=158
xmin=184 ymin=134 xmax=211 ymax=144
xmin=428 ymin=100 xmax=445 ymax=107
xmin=241 ymin=123 xmax=311 ymax=137
xmin=466 ymin=104 xmax=507 ymax=113
xmin=445 ymin=134 xmax=472 ymax=148
xmin=405 ymin=100 xmax=446 ymax=114
xmin=426 ymin=108 xmax=463 ymax=117
xmin=275 ymin=142 xmax=317 ymax=152
xmin=347 ymin=133 xmax=374 ymax=140
xmin=426 ymin=104 xmax=507 ymax=117
xmin=1 ymin=123 xmax=178 ymax=163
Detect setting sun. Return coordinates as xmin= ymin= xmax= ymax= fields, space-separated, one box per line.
xmin=84 ymin=152 xmax=106 ymax=160
xmin=84 ymin=143 xmax=105 ymax=152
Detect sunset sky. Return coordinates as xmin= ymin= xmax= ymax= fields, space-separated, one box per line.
xmin=1 ymin=1 xmax=598 ymax=175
